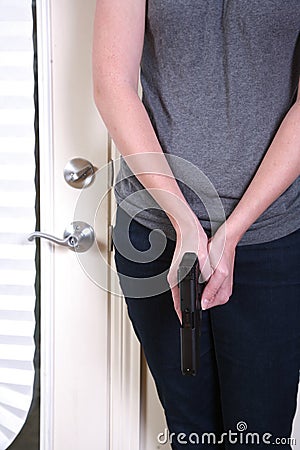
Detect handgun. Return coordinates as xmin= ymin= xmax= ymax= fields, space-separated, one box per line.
xmin=178 ymin=252 xmax=203 ymax=376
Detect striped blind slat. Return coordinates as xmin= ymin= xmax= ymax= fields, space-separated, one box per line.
xmin=0 ymin=0 xmax=36 ymax=448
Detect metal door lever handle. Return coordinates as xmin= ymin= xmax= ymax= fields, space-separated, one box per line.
xmin=28 ymin=221 xmax=94 ymax=253
xmin=28 ymin=231 xmax=72 ymax=247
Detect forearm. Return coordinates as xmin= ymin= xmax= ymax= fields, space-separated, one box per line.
xmin=94 ymin=82 xmax=201 ymax=234
xmin=92 ymin=0 xmax=201 ymax=235
xmin=226 ymin=97 xmax=300 ymax=245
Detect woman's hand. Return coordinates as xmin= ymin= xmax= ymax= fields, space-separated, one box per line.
xmin=167 ymin=214 xmax=211 ymax=320
xmin=201 ymin=224 xmax=237 ymax=310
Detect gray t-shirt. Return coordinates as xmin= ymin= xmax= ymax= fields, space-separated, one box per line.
xmin=115 ymin=0 xmax=300 ymax=245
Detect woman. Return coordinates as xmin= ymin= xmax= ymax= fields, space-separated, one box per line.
xmin=93 ymin=1 xmax=300 ymax=448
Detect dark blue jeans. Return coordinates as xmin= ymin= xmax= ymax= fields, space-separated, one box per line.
xmin=113 ymin=207 xmax=300 ymax=449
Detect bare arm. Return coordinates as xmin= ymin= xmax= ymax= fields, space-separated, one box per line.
xmin=202 ymin=78 xmax=300 ymax=309
xmin=93 ymin=0 xmax=199 ymax=230
xmin=93 ymin=0 xmax=210 ymax=316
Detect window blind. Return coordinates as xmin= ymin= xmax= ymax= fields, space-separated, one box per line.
xmin=0 ymin=1 xmax=36 ymax=448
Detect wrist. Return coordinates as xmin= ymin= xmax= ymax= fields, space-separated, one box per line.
xmin=223 ymin=218 xmax=246 ymax=247
xmin=171 ymin=212 xmax=207 ymax=240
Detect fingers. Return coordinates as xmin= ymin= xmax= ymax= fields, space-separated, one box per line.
xmin=167 ymin=266 xmax=182 ymax=322
xmin=201 ymin=269 xmax=232 ymax=310
xmin=169 ymin=251 xmax=233 ymax=313
xmin=202 ymin=286 xmax=232 ymax=310
xmin=171 ymin=284 xmax=182 ymax=323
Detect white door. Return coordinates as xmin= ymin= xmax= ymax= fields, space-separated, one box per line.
xmin=36 ymin=1 xmax=169 ymax=449
xmin=37 ymin=0 xmax=131 ymax=448
xmin=37 ymin=0 xmax=111 ymax=448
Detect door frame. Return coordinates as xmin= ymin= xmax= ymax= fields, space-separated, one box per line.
xmin=36 ymin=1 xmax=54 ymax=449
